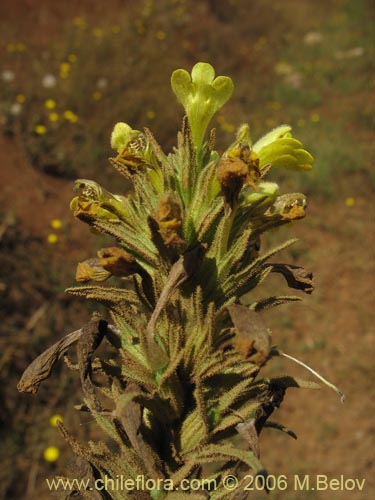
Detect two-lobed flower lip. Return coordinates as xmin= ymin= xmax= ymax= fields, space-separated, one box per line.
xmin=171 ymin=62 xmax=234 ymax=150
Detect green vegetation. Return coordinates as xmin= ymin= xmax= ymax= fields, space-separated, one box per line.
xmin=18 ymin=62 xmax=343 ymax=499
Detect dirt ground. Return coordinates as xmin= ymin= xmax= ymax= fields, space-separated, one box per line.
xmin=0 ymin=1 xmax=374 ymax=499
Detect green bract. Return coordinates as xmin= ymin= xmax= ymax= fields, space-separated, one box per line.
xmin=171 ymin=62 xmax=234 ymax=150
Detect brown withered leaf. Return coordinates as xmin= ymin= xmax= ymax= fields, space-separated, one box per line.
xmin=147 ymin=244 xmax=206 ymax=368
xmin=227 ymin=304 xmax=271 ymax=364
xmin=17 ymin=316 xmax=107 ymax=394
xmin=76 ymin=247 xmax=141 ymax=283
xmin=17 ymin=328 xmax=83 ymax=394
xmin=270 ymin=263 xmax=314 ymax=294
xmin=147 ymin=244 xmax=205 ymax=340
xmin=97 ymin=246 xmax=140 ymax=276
xmin=77 ymin=316 xmax=107 ymax=411
xmin=76 ymin=258 xmax=111 ymax=283
xmin=113 ymin=384 xmax=164 ymax=480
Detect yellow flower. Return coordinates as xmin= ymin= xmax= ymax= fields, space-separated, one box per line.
xmin=16 ymin=94 xmax=26 ymax=103
xmin=72 ymin=16 xmax=86 ymax=28
xmin=345 ymin=197 xmax=355 ymax=207
xmin=47 ymin=233 xmax=58 ymax=244
xmin=34 ymin=125 xmax=47 ymax=135
xmin=146 ymin=110 xmax=155 ymax=119
xmin=60 ymin=62 xmax=70 ymax=72
xmin=49 ymin=112 xmax=59 ymax=122
xmin=50 ymin=219 xmax=62 ymax=229
xmin=156 ymin=30 xmax=166 ymax=40
xmin=45 ymin=99 xmax=56 ymax=109
xmin=253 ymin=124 xmax=314 ymax=171
xmin=43 ymin=446 xmax=60 ymax=462
xmin=63 ymin=110 xmax=78 ymax=123
xmin=68 ymin=54 xmax=77 ymax=63
xmin=93 ymin=28 xmax=104 ymax=38
xmin=92 ymin=91 xmax=102 ymax=101
xmin=60 ymin=62 xmax=70 ymax=79
xmin=49 ymin=414 xmax=63 ymax=427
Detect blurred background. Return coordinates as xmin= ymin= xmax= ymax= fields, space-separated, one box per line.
xmin=0 ymin=0 xmax=374 ymax=499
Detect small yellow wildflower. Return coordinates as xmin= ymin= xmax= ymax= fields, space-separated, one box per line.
xmin=34 ymin=125 xmax=47 ymax=135
xmin=60 ymin=62 xmax=70 ymax=79
xmin=92 ymin=91 xmax=102 ymax=101
xmin=175 ymin=6 xmax=185 ymax=18
xmin=63 ymin=110 xmax=78 ymax=123
xmin=93 ymin=28 xmax=104 ymax=38
xmin=43 ymin=446 xmax=60 ymax=463
xmin=311 ymin=112 xmax=320 ymax=123
xmin=49 ymin=414 xmax=63 ymax=427
xmin=68 ymin=54 xmax=77 ymax=63
xmin=16 ymin=94 xmax=26 ymax=103
xmin=72 ymin=17 xmax=86 ymax=28
xmin=297 ymin=118 xmax=305 ymax=127
xmin=156 ymin=30 xmax=166 ymax=41
xmin=50 ymin=219 xmax=62 ymax=230
xmin=345 ymin=197 xmax=355 ymax=207
xmin=47 ymin=233 xmax=58 ymax=244
xmin=146 ymin=110 xmax=156 ymax=119
xmin=45 ymin=99 xmax=56 ymax=109
xmin=49 ymin=112 xmax=59 ymax=122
